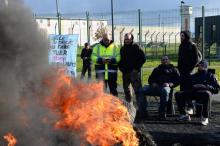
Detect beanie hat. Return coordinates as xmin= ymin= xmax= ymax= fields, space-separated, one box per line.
xmin=198 ymin=60 xmax=208 ymax=69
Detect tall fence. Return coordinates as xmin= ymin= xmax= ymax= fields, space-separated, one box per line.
xmin=34 ymin=6 xmax=220 ymax=62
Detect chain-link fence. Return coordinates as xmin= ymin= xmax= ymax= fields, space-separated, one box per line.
xmin=34 ymin=6 xmax=220 ymax=62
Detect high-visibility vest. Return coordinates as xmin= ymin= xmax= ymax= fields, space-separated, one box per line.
xmin=92 ymin=43 xmax=120 ymax=80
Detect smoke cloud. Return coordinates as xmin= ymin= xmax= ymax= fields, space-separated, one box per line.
xmin=0 ymin=0 xmax=64 ymax=145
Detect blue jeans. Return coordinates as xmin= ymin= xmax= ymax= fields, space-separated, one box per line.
xmin=141 ymin=85 xmax=171 ymax=115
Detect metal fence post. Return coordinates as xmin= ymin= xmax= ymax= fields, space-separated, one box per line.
xmin=86 ymin=11 xmax=90 ymax=44
xmin=155 ymin=32 xmax=160 ymax=57
xmin=168 ymin=32 xmax=174 ymax=55
xmin=150 ymin=31 xmax=156 ymax=57
xmin=120 ymin=28 xmax=125 ymax=47
xmin=162 ymin=32 xmax=167 ymax=55
xmin=202 ymin=6 xmax=205 ymax=60
xmin=145 ymin=30 xmax=149 ymax=54
xmin=138 ymin=9 xmax=144 ymax=83
xmin=111 ymin=0 xmax=114 ymax=41
xmin=138 ymin=9 xmax=142 ymax=47
xmin=56 ymin=0 xmax=61 ymax=35
xmin=175 ymin=32 xmax=180 ymax=55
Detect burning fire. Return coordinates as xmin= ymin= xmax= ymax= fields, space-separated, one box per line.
xmin=44 ymin=70 xmax=139 ymax=146
xmin=3 ymin=133 xmax=17 ymax=146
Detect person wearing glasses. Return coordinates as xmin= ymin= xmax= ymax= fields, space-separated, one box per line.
xmin=139 ymin=56 xmax=180 ymax=120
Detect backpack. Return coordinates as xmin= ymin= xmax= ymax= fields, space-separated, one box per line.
xmin=192 ymin=43 xmax=202 ymax=65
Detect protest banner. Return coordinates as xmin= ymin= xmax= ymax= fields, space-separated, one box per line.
xmin=49 ymin=34 xmax=79 ymax=77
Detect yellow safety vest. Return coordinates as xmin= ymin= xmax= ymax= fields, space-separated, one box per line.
xmin=92 ymin=42 xmax=120 ymax=80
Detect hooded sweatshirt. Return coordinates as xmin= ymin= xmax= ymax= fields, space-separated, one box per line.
xmin=178 ymin=31 xmax=199 ymax=73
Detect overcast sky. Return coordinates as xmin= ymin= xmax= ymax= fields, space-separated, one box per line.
xmin=23 ymin=0 xmax=220 ymax=14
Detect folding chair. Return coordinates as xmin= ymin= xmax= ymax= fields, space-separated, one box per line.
xmin=192 ymin=68 xmax=216 ymax=118
xmin=148 ymin=88 xmax=175 ymax=115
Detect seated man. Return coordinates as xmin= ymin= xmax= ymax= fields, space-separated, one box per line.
xmin=140 ymin=56 xmax=180 ymax=120
xmin=175 ymin=60 xmax=220 ymax=125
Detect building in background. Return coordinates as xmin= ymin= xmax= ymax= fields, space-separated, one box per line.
xmin=35 ymin=17 xmax=108 ymax=46
xmin=36 ymin=17 xmax=180 ymax=46
xmin=195 ymin=15 xmax=220 ymax=58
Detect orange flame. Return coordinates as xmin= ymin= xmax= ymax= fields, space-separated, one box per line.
xmin=3 ymin=133 xmax=17 ymax=146
xmin=45 ymin=70 xmax=139 ymax=146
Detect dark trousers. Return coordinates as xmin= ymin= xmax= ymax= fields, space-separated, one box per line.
xmin=179 ymin=72 xmax=192 ymax=91
xmin=175 ymin=90 xmax=211 ymax=118
xmin=96 ymin=72 xmax=118 ymax=97
xmin=122 ymin=71 xmax=147 ymax=112
xmin=81 ymin=64 xmax=91 ymax=79
xmin=122 ymin=71 xmax=142 ymax=102
xmin=179 ymin=72 xmax=193 ymax=108
xmin=104 ymin=79 xmax=118 ymax=96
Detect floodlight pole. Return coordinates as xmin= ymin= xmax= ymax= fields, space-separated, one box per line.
xmin=180 ymin=1 xmax=185 ymax=31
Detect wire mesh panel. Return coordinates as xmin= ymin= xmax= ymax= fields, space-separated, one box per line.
xmin=141 ymin=9 xmax=181 ymax=60
xmin=33 ymin=7 xmax=220 ymax=62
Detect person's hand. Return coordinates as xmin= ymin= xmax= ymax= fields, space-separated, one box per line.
xmin=163 ymin=83 xmax=170 ymax=87
xmin=103 ymin=58 xmax=110 ymax=64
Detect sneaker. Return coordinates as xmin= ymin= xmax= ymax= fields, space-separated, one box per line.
xmin=185 ymin=108 xmax=193 ymax=115
xmin=201 ymin=118 xmax=209 ymax=126
xmin=177 ymin=114 xmax=191 ymax=121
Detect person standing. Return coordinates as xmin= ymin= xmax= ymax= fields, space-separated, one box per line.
xmin=177 ymin=31 xmax=200 ymax=114
xmin=178 ymin=31 xmax=200 ymax=91
xmin=80 ymin=43 xmax=92 ymax=80
xmin=119 ymin=33 xmax=146 ymax=114
xmin=91 ymin=33 xmax=120 ymax=96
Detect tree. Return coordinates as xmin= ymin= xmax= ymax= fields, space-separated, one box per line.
xmin=93 ymin=23 xmax=108 ymax=41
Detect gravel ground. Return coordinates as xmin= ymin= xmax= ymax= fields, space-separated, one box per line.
xmin=133 ymin=98 xmax=220 ymax=146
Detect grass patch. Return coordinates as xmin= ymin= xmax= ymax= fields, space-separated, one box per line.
xmin=76 ymin=47 xmax=220 ymax=85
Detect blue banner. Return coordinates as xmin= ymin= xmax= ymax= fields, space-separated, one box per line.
xmin=48 ymin=35 xmax=79 ymax=77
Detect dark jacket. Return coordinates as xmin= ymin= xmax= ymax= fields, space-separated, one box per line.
xmin=191 ymin=70 xmax=220 ymax=94
xmin=81 ymin=48 xmax=92 ymax=66
xmin=178 ymin=31 xmax=199 ymax=73
xmin=119 ymin=43 xmax=146 ymax=73
xmin=148 ymin=64 xmax=180 ymax=87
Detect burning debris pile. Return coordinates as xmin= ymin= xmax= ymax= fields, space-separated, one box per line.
xmin=44 ymin=70 xmax=139 ymax=146
xmin=3 ymin=133 xmax=17 ymax=146
xmin=0 ymin=0 xmax=154 ymax=146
